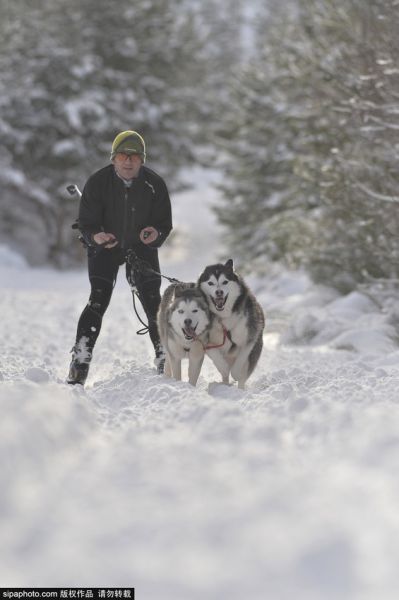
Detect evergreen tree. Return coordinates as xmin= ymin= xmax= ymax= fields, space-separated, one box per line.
xmin=217 ymin=0 xmax=399 ymax=290
xmin=0 ymin=0 xmax=242 ymax=265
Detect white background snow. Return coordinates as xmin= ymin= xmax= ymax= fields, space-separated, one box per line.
xmin=2 ymin=170 xmax=399 ymax=599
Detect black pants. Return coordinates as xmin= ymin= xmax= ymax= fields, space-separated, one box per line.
xmin=75 ymin=247 xmax=162 ymax=355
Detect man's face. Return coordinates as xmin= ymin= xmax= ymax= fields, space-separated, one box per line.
xmin=113 ymin=152 xmax=142 ymax=180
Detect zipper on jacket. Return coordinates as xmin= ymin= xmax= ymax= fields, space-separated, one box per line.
xmin=121 ymin=187 xmax=129 ymax=249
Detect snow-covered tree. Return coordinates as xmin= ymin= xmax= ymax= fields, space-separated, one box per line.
xmin=0 ymin=0 xmax=243 ymax=265
xmin=216 ymin=0 xmax=399 ymax=290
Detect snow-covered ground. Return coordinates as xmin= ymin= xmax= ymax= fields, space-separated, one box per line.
xmin=2 ymin=171 xmax=399 ymax=599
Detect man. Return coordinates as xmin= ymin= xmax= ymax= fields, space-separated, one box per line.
xmin=67 ymin=130 xmax=172 ymax=385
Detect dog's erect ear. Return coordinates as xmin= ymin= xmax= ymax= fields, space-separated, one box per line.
xmin=225 ymin=259 xmax=234 ymax=270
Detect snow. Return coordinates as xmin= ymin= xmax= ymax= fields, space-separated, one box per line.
xmin=2 ymin=171 xmax=399 ymax=599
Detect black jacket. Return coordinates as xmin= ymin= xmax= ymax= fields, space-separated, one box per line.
xmin=78 ymin=164 xmax=172 ymax=251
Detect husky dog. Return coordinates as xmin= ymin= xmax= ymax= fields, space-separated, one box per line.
xmin=198 ymin=259 xmax=265 ymax=389
xmin=157 ymin=283 xmax=212 ymax=386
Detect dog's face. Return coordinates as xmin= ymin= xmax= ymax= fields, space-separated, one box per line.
xmin=198 ymin=259 xmax=241 ymax=314
xmin=169 ymin=293 xmax=210 ymax=342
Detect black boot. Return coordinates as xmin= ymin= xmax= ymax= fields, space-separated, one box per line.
xmin=67 ymin=338 xmax=92 ymax=385
xmin=67 ymin=359 xmax=90 ymax=385
xmin=154 ymin=343 xmax=166 ymax=375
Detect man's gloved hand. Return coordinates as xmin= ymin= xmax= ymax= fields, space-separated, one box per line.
xmin=139 ymin=227 xmax=159 ymax=245
xmin=92 ymin=232 xmax=118 ymax=249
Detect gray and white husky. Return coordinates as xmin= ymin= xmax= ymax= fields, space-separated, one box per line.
xmin=157 ymin=283 xmax=212 ymax=386
xmin=198 ymin=259 xmax=265 ymax=389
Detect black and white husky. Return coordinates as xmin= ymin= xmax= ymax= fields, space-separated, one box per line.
xmin=157 ymin=283 xmax=213 ymax=386
xmin=198 ymin=259 xmax=265 ymax=389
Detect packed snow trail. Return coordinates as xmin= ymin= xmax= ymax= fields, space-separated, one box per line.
xmin=3 ymin=260 xmax=399 ymax=600
xmin=2 ymin=170 xmax=399 ymax=599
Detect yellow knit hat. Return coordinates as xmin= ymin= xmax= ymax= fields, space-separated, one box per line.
xmin=110 ymin=130 xmax=146 ymax=161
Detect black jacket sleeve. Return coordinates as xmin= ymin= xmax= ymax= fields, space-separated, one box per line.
xmin=147 ymin=177 xmax=173 ymax=249
xmin=78 ymin=176 xmax=104 ymax=237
